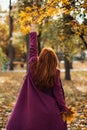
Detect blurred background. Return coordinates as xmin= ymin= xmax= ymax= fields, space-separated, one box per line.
xmin=0 ymin=0 xmax=87 ymax=130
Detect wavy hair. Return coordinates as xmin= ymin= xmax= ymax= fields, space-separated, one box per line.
xmin=32 ymin=47 xmax=59 ymax=90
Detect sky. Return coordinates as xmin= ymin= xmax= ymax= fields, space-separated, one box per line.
xmin=0 ymin=0 xmax=17 ymax=11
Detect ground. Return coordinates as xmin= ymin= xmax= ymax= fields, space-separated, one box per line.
xmin=0 ymin=61 xmax=87 ymax=130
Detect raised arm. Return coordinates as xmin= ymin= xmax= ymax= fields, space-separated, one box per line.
xmin=53 ymin=70 xmax=67 ymax=113
xmin=28 ymin=24 xmax=38 ymax=63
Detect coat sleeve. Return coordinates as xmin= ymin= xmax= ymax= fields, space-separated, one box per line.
xmin=53 ymin=70 xmax=67 ymax=113
xmin=28 ymin=32 xmax=38 ymax=63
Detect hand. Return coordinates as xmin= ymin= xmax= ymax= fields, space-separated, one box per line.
xmin=30 ymin=24 xmax=38 ymax=33
xmin=61 ymin=107 xmax=76 ymax=123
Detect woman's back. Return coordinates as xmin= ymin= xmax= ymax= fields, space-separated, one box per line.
xmin=6 ymin=26 xmax=68 ymax=130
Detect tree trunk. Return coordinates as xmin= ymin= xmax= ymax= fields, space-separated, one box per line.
xmin=9 ymin=0 xmax=14 ymax=70
xmin=64 ymin=57 xmax=71 ymax=80
xmin=9 ymin=44 xmax=15 ymax=70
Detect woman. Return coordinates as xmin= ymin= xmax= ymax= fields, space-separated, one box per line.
xmin=6 ymin=24 xmax=68 ymax=130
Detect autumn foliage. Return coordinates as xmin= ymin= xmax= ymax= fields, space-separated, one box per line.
xmin=18 ymin=0 xmax=87 ymax=34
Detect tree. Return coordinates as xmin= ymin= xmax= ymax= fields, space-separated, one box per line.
xmin=61 ymin=0 xmax=87 ymax=79
xmin=0 ymin=47 xmax=8 ymax=70
xmin=0 ymin=22 xmax=9 ymax=55
xmin=12 ymin=32 xmax=26 ymax=59
xmin=9 ymin=0 xmax=14 ymax=70
xmin=16 ymin=0 xmax=44 ymax=70
xmin=41 ymin=19 xmax=83 ymax=79
xmin=16 ymin=0 xmax=87 ymax=77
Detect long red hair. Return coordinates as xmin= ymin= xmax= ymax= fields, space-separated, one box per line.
xmin=31 ymin=47 xmax=59 ymax=89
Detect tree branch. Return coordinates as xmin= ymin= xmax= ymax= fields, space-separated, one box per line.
xmin=80 ymin=33 xmax=87 ymax=49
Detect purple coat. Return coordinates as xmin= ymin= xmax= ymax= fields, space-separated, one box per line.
xmin=6 ymin=32 xmax=67 ymax=130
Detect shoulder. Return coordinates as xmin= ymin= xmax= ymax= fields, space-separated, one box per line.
xmin=55 ymin=69 xmax=61 ymax=84
xmin=56 ymin=69 xmax=60 ymax=76
xmin=28 ymin=56 xmax=38 ymax=70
